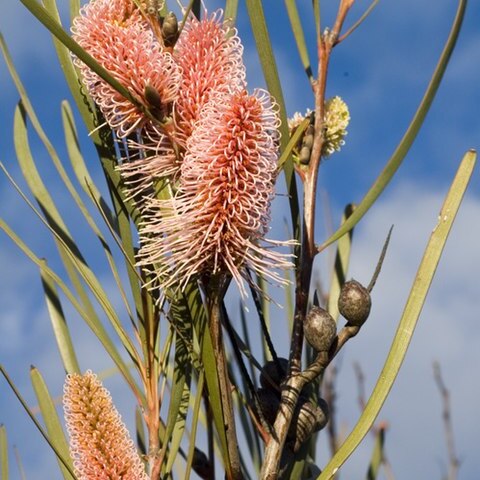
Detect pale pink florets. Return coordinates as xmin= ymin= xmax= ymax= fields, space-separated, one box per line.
xmin=72 ymin=0 xmax=181 ymax=138
xmin=71 ymin=2 xmax=293 ymax=294
xmin=63 ymin=371 xmax=148 ymax=480
xmin=138 ymin=89 xmax=293 ymax=296
xmin=173 ymin=10 xmax=246 ymax=144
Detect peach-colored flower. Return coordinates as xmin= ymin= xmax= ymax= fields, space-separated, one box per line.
xmin=173 ymin=10 xmax=246 ymax=145
xmin=72 ymin=0 xmax=181 ymax=138
xmin=63 ymin=371 xmax=148 ymax=480
xmin=118 ymin=9 xmax=247 ymax=202
xmin=138 ymin=89 xmax=292 ymax=296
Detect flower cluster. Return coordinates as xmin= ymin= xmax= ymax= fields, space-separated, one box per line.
xmin=73 ymin=1 xmax=292 ymax=295
xmin=63 ymin=371 xmax=148 ymax=480
xmin=322 ymin=96 xmax=350 ymax=156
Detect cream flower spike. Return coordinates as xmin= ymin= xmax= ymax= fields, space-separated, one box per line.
xmin=322 ymin=96 xmax=350 ymax=157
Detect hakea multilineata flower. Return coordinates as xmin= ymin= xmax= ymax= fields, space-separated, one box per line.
xmin=138 ymin=89 xmax=293 ymax=296
xmin=322 ymin=96 xmax=350 ymax=156
xmin=119 ymin=9 xmax=247 ymax=200
xmin=72 ymin=0 xmax=181 ymax=138
xmin=172 ymin=9 xmax=246 ymax=146
xmin=288 ymin=97 xmax=350 ymax=159
xmin=63 ymin=371 xmax=148 ymax=480
xmin=72 ymin=1 xmax=292 ymax=294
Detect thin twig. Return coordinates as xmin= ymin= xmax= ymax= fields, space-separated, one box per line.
xmin=324 ymin=362 xmax=340 ymax=456
xmin=354 ymin=362 xmax=395 ymax=478
xmin=433 ymin=361 xmax=460 ymax=480
xmin=336 ymin=0 xmax=380 ymax=44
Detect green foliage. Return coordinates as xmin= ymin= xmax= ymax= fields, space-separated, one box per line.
xmin=0 ymin=0 xmax=474 ymax=479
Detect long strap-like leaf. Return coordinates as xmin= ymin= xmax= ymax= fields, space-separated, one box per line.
xmin=318 ymin=0 xmax=467 ymax=251
xmin=30 ymin=367 xmax=76 ymax=480
xmin=245 ymin=0 xmax=301 ymax=249
xmin=318 ymin=149 xmax=476 ymax=479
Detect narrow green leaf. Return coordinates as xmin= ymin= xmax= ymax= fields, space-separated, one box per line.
xmin=135 ymin=407 xmax=147 ymax=456
xmin=224 ymin=0 xmax=239 ymax=24
xmin=313 ymin=0 xmax=321 ymax=37
xmin=185 ymin=372 xmax=205 ymax=480
xmin=245 ymin=0 xmax=301 ymax=248
xmin=30 ymin=367 xmax=76 ymax=480
xmin=277 ymin=117 xmax=309 ymax=170
xmin=319 ymin=150 xmax=476 ymax=479
xmin=0 ymin=219 xmax=144 ymax=406
xmin=18 ymin=0 xmax=144 ymax=110
xmin=181 ymin=283 xmax=230 ymax=474
xmin=164 ymin=326 xmax=193 ymax=474
xmin=0 ymin=366 xmax=77 ymax=480
xmin=61 ymin=101 xmax=116 ymax=232
xmin=366 ymin=427 xmax=385 ymax=480
xmin=284 ymin=0 xmax=313 ymax=82
xmin=13 ymin=104 xmax=140 ymax=369
xmin=41 ymin=0 xmax=97 ymax=124
xmin=318 ymin=0 xmax=467 ymax=252
xmin=69 ymin=0 xmax=81 ymax=24
xmin=327 ymin=204 xmax=355 ymax=322
xmin=0 ymin=425 xmax=8 ymax=480
xmin=61 ymin=101 xmax=147 ymax=353
xmin=40 ymin=263 xmax=81 ymax=374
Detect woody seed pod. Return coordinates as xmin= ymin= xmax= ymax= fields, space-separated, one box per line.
xmin=254 ymin=388 xmax=280 ymax=426
xmin=304 ymin=306 xmax=337 ymax=352
xmin=260 ymin=357 xmax=289 ymax=390
xmin=288 ymin=398 xmax=329 ymax=452
xmin=338 ymin=279 xmax=371 ymax=326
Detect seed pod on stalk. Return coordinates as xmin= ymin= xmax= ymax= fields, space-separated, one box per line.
xmin=338 ymin=279 xmax=371 ymax=326
xmin=304 ymin=306 xmax=337 ymax=352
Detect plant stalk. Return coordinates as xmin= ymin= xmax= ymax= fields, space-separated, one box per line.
xmin=207 ymin=275 xmax=242 ymax=480
xmin=260 ymin=2 xmax=355 ymax=476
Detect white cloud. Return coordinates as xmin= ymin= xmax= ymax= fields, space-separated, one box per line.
xmin=324 ymin=181 xmax=480 ymax=479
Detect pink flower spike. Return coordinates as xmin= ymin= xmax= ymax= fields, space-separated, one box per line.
xmin=173 ymin=10 xmax=246 ymax=145
xmin=138 ymin=89 xmax=294 ymax=297
xmin=72 ymin=0 xmax=181 ymax=138
xmin=63 ymin=371 xmax=148 ymax=480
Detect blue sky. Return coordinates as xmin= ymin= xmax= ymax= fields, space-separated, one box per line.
xmin=1 ymin=1 xmax=480 ymax=479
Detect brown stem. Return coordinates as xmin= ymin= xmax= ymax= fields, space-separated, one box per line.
xmin=207 ymin=275 xmax=242 ymax=480
xmin=260 ymin=3 xmax=356 ymax=476
xmin=433 ymin=361 xmax=460 ymax=480
xmin=145 ymin=306 xmax=161 ymax=479
xmin=324 ymin=363 xmax=340 ymax=456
